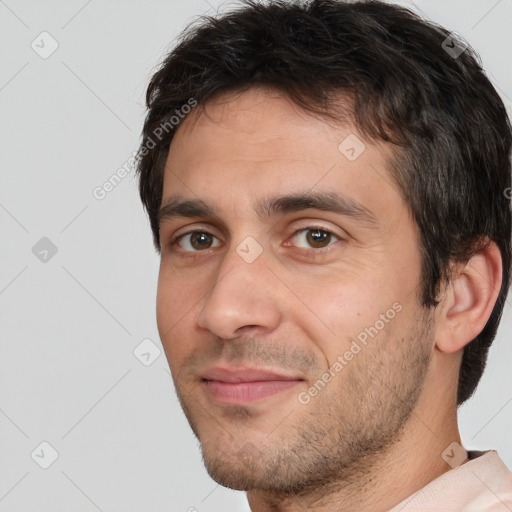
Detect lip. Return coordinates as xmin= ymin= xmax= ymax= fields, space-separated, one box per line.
xmin=201 ymin=366 xmax=304 ymax=404
xmin=202 ymin=366 xmax=302 ymax=382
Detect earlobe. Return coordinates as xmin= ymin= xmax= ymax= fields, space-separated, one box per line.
xmin=435 ymin=241 xmax=503 ymax=354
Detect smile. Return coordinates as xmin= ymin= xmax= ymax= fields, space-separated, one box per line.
xmin=201 ymin=366 xmax=304 ymax=405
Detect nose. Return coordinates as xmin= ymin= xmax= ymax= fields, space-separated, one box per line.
xmin=196 ymin=243 xmax=283 ymax=340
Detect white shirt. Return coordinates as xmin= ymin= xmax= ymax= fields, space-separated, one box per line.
xmin=389 ymin=451 xmax=512 ymax=511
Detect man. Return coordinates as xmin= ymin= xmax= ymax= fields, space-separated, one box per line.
xmin=136 ymin=0 xmax=512 ymax=510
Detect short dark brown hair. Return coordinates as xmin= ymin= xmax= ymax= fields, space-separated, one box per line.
xmin=136 ymin=0 xmax=512 ymax=405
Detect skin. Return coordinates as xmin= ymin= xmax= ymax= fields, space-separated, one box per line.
xmin=156 ymin=87 xmax=502 ymax=511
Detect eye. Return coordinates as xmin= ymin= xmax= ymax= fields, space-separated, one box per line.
xmin=290 ymin=228 xmax=341 ymax=249
xmin=174 ymin=231 xmax=221 ymax=252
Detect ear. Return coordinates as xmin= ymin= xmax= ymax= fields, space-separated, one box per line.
xmin=435 ymin=240 xmax=503 ymax=354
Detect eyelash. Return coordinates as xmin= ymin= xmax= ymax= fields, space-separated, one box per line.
xmin=169 ymin=226 xmax=343 ymax=255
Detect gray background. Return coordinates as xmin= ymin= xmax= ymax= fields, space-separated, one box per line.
xmin=1 ymin=0 xmax=511 ymax=511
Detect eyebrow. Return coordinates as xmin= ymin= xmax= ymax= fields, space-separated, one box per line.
xmin=158 ymin=191 xmax=378 ymax=228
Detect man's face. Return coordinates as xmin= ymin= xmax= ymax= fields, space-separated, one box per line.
xmin=156 ymin=87 xmax=435 ymax=493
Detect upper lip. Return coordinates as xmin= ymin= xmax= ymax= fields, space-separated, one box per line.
xmin=202 ymin=366 xmax=303 ymax=383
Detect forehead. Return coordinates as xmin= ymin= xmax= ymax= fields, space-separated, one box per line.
xmin=163 ymin=87 xmax=399 ymax=219
xmin=169 ymin=87 xmax=360 ymax=165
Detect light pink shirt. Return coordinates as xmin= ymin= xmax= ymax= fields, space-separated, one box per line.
xmin=390 ymin=451 xmax=512 ymax=511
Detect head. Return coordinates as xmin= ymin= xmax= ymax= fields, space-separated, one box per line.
xmin=137 ymin=0 xmax=511 ymax=496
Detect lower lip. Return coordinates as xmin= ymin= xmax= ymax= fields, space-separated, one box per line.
xmin=203 ymin=379 xmax=302 ymax=404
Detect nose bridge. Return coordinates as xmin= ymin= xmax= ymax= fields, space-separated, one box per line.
xmin=197 ymin=237 xmax=281 ymax=339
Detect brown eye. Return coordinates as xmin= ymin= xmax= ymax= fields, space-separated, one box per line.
xmin=306 ymin=229 xmax=332 ymax=248
xmin=291 ymin=228 xmax=340 ymax=249
xmin=177 ymin=231 xmax=220 ymax=251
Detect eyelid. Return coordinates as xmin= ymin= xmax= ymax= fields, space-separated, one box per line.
xmin=287 ymin=220 xmax=346 ymax=240
xmin=168 ymin=222 xmax=222 ymax=242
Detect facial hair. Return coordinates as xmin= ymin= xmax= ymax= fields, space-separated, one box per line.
xmin=170 ymin=306 xmax=435 ymax=500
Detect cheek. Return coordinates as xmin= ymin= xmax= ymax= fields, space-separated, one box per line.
xmin=156 ymin=269 xmax=195 ymax=355
xmin=156 ymin=275 xmax=173 ymax=333
xmin=156 ymin=262 xmax=196 ymax=321
xmin=156 ymin=298 xmax=188 ymax=377
xmin=293 ymin=274 xmax=400 ymax=360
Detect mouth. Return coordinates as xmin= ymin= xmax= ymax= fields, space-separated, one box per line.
xmin=201 ymin=366 xmax=304 ymax=405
